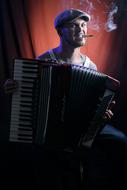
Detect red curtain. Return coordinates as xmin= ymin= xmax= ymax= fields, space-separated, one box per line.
xmin=0 ymin=0 xmax=127 ymax=141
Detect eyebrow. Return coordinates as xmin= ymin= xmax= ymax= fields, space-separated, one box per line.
xmin=70 ymin=22 xmax=87 ymax=27
xmin=71 ymin=20 xmax=87 ymax=24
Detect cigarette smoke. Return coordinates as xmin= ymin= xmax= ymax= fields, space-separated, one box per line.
xmin=61 ymin=0 xmax=119 ymax=32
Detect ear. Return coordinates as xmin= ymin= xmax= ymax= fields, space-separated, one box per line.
xmin=56 ymin=27 xmax=62 ymax=36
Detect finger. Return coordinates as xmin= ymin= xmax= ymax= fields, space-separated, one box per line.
xmin=103 ymin=110 xmax=113 ymax=121
xmin=4 ymin=83 xmax=17 ymax=90
xmin=109 ymin=100 xmax=115 ymax=110
xmin=4 ymin=80 xmax=17 ymax=88
xmin=5 ymin=89 xmax=16 ymax=94
xmin=4 ymin=86 xmax=17 ymax=91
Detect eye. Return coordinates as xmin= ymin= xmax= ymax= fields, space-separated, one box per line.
xmin=82 ymin=22 xmax=87 ymax=28
xmin=69 ymin=23 xmax=77 ymax=28
xmin=64 ymin=23 xmax=76 ymax=29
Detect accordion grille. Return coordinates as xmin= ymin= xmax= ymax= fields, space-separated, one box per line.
xmin=35 ymin=64 xmax=109 ymax=148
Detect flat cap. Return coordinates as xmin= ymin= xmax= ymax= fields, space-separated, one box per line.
xmin=54 ymin=8 xmax=90 ymax=28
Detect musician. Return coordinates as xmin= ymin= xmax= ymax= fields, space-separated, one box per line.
xmin=2 ymin=8 xmax=127 ymax=190
xmin=35 ymin=9 xmax=127 ymax=190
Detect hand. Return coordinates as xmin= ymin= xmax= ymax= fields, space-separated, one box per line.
xmin=43 ymin=58 xmax=60 ymax=64
xmin=43 ymin=58 xmax=65 ymax=64
xmin=103 ymin=101 xmax=115 ymax=121
xmin=3 ymin=79 xmax=18 ymax=94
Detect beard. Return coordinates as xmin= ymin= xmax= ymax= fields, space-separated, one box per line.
xmin=67 ymin=38 xmax=86 ymax=47
xmin=63 ymin=33 xmax=86 ymax=47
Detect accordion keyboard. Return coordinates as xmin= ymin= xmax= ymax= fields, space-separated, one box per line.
xmin=9 ymin=59 xmax=39 ymax=143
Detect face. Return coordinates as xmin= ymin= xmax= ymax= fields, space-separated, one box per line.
xmin=60 ymin=18 xmax=88 ymax=47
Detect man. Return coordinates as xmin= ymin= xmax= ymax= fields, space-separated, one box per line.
xmin=35 ymin=8 xmax=127 ymax=190
xmin=2 ymin=8 xmax=127 ymax=190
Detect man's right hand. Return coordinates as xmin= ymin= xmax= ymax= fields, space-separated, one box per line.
xmin=3 ymin=79 xmax=18 ymax=94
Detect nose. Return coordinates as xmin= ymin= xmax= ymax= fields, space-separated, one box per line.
xmin=76 ymin=25 xmax=82 ymax=32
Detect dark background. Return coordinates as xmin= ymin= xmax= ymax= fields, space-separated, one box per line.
xmin=0 ymin=0 xmax=127 ymax=188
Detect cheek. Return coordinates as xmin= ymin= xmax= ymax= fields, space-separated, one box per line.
xmin=84 ymin=28 xmax=87 ymax=33
xmin=61 ymin=29 xmax=74 ymax=39
xmin=62 ymin=28 xmax=67 ymax=33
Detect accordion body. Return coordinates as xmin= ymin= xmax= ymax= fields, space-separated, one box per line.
xmin=9 ymin=58 xmax=120 ymax=149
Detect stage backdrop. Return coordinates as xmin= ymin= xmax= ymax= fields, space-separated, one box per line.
xmin=0 ymin=0 xmax=127 ymax=142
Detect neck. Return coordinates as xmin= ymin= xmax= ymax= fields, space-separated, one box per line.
xmin=53 ymin=41 xmax=83 ymax=64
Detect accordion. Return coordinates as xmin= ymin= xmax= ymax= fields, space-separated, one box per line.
xmin=9 ymin=58 xmax=120 ymax=150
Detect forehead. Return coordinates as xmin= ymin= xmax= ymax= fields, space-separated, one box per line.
xmin=70 ymin=18 xmax=87 ymax=24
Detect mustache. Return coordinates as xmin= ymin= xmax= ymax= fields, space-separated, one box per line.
xmin=75 ymin=33 xmax=94 ymax=38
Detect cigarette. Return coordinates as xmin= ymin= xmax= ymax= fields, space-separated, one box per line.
xmin=85 ymin=34 xmax=94 ymax=37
